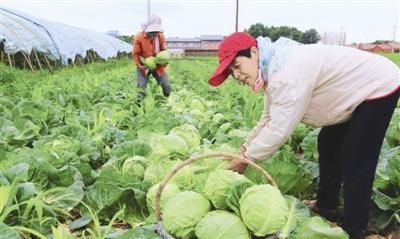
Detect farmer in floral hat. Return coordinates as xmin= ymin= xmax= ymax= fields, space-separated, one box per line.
xmin=209 ymin=32 xmax=400 ymax=239
xmin=132 ymin=15 xmax=171 ymax=101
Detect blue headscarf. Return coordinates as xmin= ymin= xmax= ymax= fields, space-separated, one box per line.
xmin=257 ymin=36 xmax=301 ymax=82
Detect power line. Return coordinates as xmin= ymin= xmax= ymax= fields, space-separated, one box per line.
xmin=235 ymin=0 xmax=239 ymax=32
xmin=147 ymin=0 xmax=150 ymax=19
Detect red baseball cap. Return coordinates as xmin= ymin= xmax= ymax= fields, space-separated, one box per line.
xmin=208 ymin=32 xmax=257 ymax=86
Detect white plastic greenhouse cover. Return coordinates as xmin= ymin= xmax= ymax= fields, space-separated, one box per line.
xmin=0 ymin=7 xmax=132 ymax=65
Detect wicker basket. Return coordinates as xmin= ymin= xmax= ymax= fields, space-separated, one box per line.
xmin=153 ymin=152 xmax=277 ymax=239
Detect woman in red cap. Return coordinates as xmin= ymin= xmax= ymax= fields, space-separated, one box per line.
xmin=209 ymin=32 xmax=400 ymax=239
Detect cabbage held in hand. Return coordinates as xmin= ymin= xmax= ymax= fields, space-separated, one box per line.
xmin=156 ymin=50 xmax=170 ymax=65
xmin=240 ymin=184 xmax=289 ymax=236
xmin=195 ymin=210 xmax=250 ymax=239
xmin=140 ymin=51 xmax=170 ymax=70
xmin=140 ymin=56 xmax=157 ymax=70
xmin=163 ymin=191 xmax=210 ymax=239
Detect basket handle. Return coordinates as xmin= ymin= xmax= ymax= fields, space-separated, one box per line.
xmin=155 ymin=152 xmax=277 ymax=221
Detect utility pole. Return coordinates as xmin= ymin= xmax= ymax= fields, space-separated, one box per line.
xmin=235 ymin=0 xmax=239 ymax=32
xmin=147 ymin=0 xmax=151 ymax=19
xmin=392 ymin=25 xmax=398 ymax=53
xmin=339 ymin=27 xmax=344 ymax=45
xmin=393 ymin=25 xmax=398 ymax=42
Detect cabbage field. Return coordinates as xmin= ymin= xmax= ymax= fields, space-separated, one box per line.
xmin=0 ymin=56 xmax=399 ymax=239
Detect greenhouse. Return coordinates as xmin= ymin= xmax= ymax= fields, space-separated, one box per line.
xmin=0 ymin=7 xmax=131 ymax=70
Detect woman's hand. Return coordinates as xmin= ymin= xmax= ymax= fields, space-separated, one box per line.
xmin=225 ymin=160 xmax=248 ymax=174
xmin=225 ymin=144 xmax=249 ymax=173
xmin=138 ymin=65 xmax=148 ymax=76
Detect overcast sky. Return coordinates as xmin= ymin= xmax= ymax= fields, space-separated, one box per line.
xmin=2 ymin=0 xmax=399 ymax=43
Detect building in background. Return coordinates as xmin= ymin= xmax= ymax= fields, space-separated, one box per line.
xmin=198 ymin=35 xmax=224 ymax=50
xmin=347 ymin=42 xmax=400 ymax=53
xmin=167 ymin=37 xmax=201 ymax=49
xmin=167 ymin=35 xmax=224 ymax=56
xmin=386 ymin=42 xmax=400 ymax=53
xmin=319 ymin=29 xmax=400 ymax=54
xmin=166 ymin=33 xmax=400 ymax=55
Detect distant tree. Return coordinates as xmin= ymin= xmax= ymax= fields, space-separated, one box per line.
xmin=118 ymin=35 xmax=134 ymax=44
xmin=299 ymin=29 xmax=320 ymax=44
xmin=246 ymin=23 xmax=314 ymax=43
xmin=246 ymin=23 xmax=267 ymax=38
xmin=270 ymin=26 xmax=303 ymax=41
xmin=372 ymin=40 xmax=390 ymax=44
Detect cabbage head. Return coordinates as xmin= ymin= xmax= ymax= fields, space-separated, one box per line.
xmin=140 ymin=56 xmax=157 ymax=70
xmin=240 ymin=184 xmax=289 ymax=236
xmin=111 ymin=139 xmax=152 ymax=159
xmin=195 ymin=210 xmax=250 ymax=239
xmin=191 ymin=144 xmax=234 ymax=171
xmin=146 ymin=183 xmax=181 ymax=213
xmin=169 ymin=124 xmax=200 ymax=149
xmin=189 ymin=154 xmax=230 ymax=193
xmin=143 ymin=160 xmax=194 ymax=188
xmin=143 ymin=160 xmax=177 ymax=185
xmin=244 ymin=149 xmax=311 ymax=195
xmin=169 ymin=164 xmax=195 ymax=189
xmin=191 ymin=171 xmax=210 ymax=193
xmin=189 ymin=145 xmax=231 ymax=171
xmin=190 ymin=97 xmax=206 ymax=112
xmin=212 ymin=113 xmax=225 ymax=123
xmin=156 ymin=50 xmax=170 ymax=65
xmin=163 ymin=191 xmax=210 ymax=239
xmin=121 ymin=156 xmax=147 ymax=182
xmin=149 ymin=133 xmax=188 ymax=160
xmin=203 ymin=169 xmax=252 ymax=209
xmin=294 ymin=216 xmax=349 ymax=239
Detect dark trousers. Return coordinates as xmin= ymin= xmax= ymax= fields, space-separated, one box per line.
xmin=136 ymin=67 xmax=171 ymax=101
xmin=316 ymin=89 xmax=399 ymax=238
